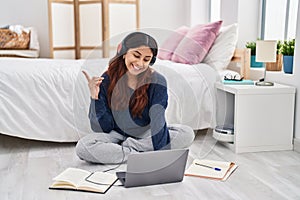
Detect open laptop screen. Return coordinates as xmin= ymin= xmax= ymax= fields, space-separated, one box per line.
xmin=116 ymin=148 xmax=189 ymax=188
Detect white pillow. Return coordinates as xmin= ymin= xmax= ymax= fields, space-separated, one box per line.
xmin=28 ymin=27 xmax=40 ymax=51
xmin=203 ymin=23 xmax=238 ymax=71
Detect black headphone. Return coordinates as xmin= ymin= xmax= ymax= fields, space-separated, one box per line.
xmin=117 ymin=32 xmax=157 ymax=66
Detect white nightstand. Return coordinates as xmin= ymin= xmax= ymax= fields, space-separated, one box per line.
xmin=214 ymin=82 xmax=296 ymax=153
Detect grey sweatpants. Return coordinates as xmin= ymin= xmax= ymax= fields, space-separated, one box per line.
xmin=75 ymin=124 xmax=195 ymax=164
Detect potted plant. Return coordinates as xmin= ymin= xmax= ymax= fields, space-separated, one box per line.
xmin=245 ymin=40 xmax=263 ymax=68
xmin=281 ymin=38 xmax=295 ymax=74
xmin=266 ymin=40 xmax=283 ymax=71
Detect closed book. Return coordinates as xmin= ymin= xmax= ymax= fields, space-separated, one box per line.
xmin=223 ymin=79 xmax=254 ymax=85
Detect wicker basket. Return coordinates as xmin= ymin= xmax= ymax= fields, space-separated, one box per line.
xmin=0 ymin=29 xmax=30 ymax=49
xmin=266 ymin=54 xmax=283 ymax=71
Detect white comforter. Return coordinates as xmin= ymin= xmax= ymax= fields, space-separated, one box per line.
xmin=0 ymin=57 xmax=219 ymax=142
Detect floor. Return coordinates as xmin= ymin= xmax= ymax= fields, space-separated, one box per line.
xmin=1 ymin=130 xmax=300 ymax=200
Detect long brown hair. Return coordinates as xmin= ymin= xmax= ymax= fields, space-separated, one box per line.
xmin=107 ymin=56 xmax=152 ymax=118
xmin=106 ymin=32 xmax=158 ymax=118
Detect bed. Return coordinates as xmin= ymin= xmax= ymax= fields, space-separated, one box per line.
xmin=0 ymin=22 xmax=251 ymax=142
xmin=0 ymin=48 xmax=250 ymax=142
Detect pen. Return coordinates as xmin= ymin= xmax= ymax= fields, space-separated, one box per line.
xmin=195 ymin=163 xmax=222 ymax=171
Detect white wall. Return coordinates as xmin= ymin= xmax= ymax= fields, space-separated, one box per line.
xmin=188 ymin=0 xmax=210 ymax=26
xmin=140 ymin=0 xmax=189 ymax=29
xmin=220 ymin=0 xmax=239 ymax=26
xmin=220 ymin=0 xmax=261 ymax=48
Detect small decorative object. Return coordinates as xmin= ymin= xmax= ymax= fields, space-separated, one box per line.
xmin=255 ymin=40 xmax=277 ymax=86
xmin=245 ymin=40 xmax=263 ymax=68
xmin=281 ymin=39 xmax=295 ymax=74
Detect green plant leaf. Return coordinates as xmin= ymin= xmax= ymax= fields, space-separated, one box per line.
xmin=280 ymin=39 xmax=295 ymax=56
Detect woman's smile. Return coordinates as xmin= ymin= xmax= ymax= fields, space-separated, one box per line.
xmin=132 ymin=64 xmax=143 ymax=71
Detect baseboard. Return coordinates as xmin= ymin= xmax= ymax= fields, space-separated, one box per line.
xmin=293 ymin=138 xmax=300 ymax=153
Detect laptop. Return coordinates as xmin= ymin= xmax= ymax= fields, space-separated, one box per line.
xmin=116 ymin=148 xmax=189 ymax=188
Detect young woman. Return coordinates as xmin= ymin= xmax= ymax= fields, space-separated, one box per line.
xmin=76 ymin=32 xmax=195 ymax=164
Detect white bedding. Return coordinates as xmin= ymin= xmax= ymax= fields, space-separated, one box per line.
xmin=0 ymin=57 xmax=219 ymax=142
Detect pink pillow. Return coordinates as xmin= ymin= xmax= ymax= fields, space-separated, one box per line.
xmin=157 ymin=26 xmax=189 ymax=60
xmin=171 ymin=20 xmax=222 ymax=64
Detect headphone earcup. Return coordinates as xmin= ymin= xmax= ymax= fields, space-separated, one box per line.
xmin=117 ymin=41 xmax=127 ymax=56
xmin=149 ymin=56 xmax=156 ymax=66
xmin=117 ymin=43 xmax=122 ymax=54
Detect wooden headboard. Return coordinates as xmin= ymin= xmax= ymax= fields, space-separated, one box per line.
xmin=228 ymin=48 xmax=251 ymax=79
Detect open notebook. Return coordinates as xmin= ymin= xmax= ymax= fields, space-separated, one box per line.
xmin=49 ymin=168 xmax=118 ymax=194
xmin=185 ymin=159 xmax=238 ymax=181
